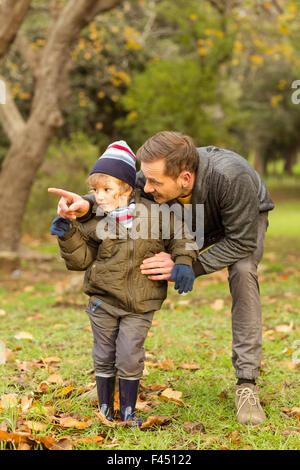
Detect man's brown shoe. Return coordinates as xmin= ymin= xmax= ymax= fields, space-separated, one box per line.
xmin=235 ymin=383 xmax=266 ymax=425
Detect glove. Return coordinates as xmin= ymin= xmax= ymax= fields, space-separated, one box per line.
xmin=50 ymin=216 xmax=71 ymax=237
xmin=171 ymin=264 xmax=195 ymax=294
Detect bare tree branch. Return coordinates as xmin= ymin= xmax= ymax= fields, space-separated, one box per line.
xmin=0 ymin=75 xmax=26 ymax=141
xmin=15 ymin=30 xmax=40 ymax=79
xmin=0 ymin=0 xmax=32 ymax=57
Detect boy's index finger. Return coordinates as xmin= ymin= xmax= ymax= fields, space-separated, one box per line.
xmin=48 ymin=188 xmax=73 ymax=201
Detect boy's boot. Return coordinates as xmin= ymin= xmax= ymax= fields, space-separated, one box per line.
xmin=96 ymin=376 xmax=116 ymax=421
xmin=235 ymin=382 xmax=266 ymax=425
xmin=119 ymin=378 xmax=142 ymax=427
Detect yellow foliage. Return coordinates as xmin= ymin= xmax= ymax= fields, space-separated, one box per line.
xmin=270 ymin=94 xmax=283 ymax=108
xmin=233 ymin=40 xmax=243 ymax=53
xmin=127 ymin=111 xmax=138 ymax=120
xmin=232 ymin=58 xmax=239 ymax=67
xmin=278 ymin=79 xmax=287 ymax=90
xmin=250 ymin=55 xmax=264 ymax=65
xmin=279 ymin=24 xmax=289 ymax=35
xmin=97 ymin=91 xmax=105 ymax=99
xmin=198 ymin=47 xmax=207 ymax=56
xmin=95 ymin=122 xmax=103 ymax=130
xmin=189 ymin=14 xmax=197 ymax=21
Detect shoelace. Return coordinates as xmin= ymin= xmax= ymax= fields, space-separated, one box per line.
xmin=236 ymin=387 xmax=258 ymax=416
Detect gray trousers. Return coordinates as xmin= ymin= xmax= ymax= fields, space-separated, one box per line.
xmin=228 ymin=212 xmax=269 ymax=380
xmin=86 ymin=297 xmax=154 ymax=380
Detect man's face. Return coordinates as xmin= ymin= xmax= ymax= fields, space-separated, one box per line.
xmin=141 ymin=159 xmax=184 ymax=203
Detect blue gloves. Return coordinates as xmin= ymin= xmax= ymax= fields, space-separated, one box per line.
xmin=50 ymin=216 xmax=71 ymax=237
xmin=171 ymin=264 xmax=195 ymax=294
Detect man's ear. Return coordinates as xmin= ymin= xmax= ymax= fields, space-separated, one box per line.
xmin=179 ymin=171 xmax=193 ymax=186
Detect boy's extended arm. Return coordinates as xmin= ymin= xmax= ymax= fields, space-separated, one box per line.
xmin=57 ymin=223 xmax=99 ymax=271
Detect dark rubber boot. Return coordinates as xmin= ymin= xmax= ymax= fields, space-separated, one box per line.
xmin=119 ymin=378 xmax=142 ymax=427
xmin=96 ymin=376 xmax=115 ymax=421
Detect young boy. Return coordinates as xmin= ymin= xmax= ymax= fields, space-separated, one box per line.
xmin=50 ymin=141 xmax=198 ymax=426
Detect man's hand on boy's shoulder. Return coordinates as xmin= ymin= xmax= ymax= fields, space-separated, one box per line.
xmin=48 ymin=188 xmax=90 ymax=220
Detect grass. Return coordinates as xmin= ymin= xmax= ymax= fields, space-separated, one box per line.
xmin=0 ymin=186 xmax=299 ymax=450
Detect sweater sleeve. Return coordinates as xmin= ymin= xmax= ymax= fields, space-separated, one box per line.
xmin=193 ymin=173 xmax=259 ymax=276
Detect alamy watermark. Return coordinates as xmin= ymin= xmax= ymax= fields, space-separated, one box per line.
xmin=0 ymin=79 xmax=6 ymax=104
xmin=291 ymin=80 xmax=300 ymax=104
xmin=95 ymin=202 xmax=204 ymax=251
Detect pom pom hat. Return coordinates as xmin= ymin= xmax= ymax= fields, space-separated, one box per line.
xmin=90 ymin=140 xmax=136 ymax=188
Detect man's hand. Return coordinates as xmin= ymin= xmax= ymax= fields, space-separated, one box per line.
xmin=140 ymin=252 xmax=175 ymax=281
xmin=48 ymin=188 xmax=90 ymax=220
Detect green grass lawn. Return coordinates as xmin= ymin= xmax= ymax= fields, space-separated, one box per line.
xmin=0 ymin=193 xmax=299 ymax=450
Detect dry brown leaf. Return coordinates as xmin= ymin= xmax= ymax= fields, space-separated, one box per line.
xmin=20 ymin=394 xmax=33 ymax=413
xmin=0 ymin=430 xmax=31 ymax=445
xmin=57 ymin=416 xmax=89 ymax=429
xmin=74 ymin=436 xmax=104 ymax=445
xmin=135 ymin=399 xmax=152 ymax=413
xmin=37 ymin=381 xmax=50 ymax=393
xmin=47 ymin=373 xmax=64 ymax=384
xmin=14 ymin=331 xmax=33 ymax=340
xmin=55 ymin=386 xmax=74 ymax=397
xmin=95 ymin=410 xmax=116 ymax=428
xmin=179 ymin=363 xmax=201 ymax=370
xmin=50 ymin=438 xmax=73 ymax=450
xmin=0 ymin=393 xmax=18 ymax=409
xmin=275 ymin=321 xmax=294 ymax=333
xmin=26 ymin=314 xmax=45 ymax=321
xmin=160 ymin=388 xmax=184 ymax=406
xmin=140 ymin=415 xmax=171 ymax=429
xmin=210 ymin=299 xmax=224 ymax=310
xmin=147 ymin=383 xmax=168 ymax=392
xmin=42 ymin=356 xmax=62 ymax=365
xmin=182 ymin=421 xmax=206 ymax=434
xmin=24 ymin=421 xmax=48 ymax=432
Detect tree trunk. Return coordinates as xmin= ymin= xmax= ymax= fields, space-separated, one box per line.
xmin=253 ymin=150 xmax=266 ymax=175
xmin=284 ymin=147 xmax=298 ymax=175
xmin=0 ymin=0 xmax=123 ymax=269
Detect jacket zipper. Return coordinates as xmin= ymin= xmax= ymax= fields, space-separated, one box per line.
xmin=127 ymin=238 xmax=134 ymax=312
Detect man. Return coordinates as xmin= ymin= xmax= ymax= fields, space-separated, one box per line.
xmin=51 ymin=131 xmax=274 ymax=425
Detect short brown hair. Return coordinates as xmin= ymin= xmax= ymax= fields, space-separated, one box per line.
xmin=86 ymin=173 xmax=133 ymax=197
xmin=136 ymin=131 xmax=199 ymax=178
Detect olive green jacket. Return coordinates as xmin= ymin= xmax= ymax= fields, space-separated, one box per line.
xmin=58 ymin=189 xmax=198 ymax=314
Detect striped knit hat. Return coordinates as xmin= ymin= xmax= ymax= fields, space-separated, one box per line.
xmin=90 ymin=140 xmax=136 ymax=188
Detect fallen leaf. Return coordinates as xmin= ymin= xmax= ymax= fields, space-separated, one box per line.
xmin=95 ymin=410 xmax=116 ymax=428
xmin=182 ymin=421 xmax=206 ymax=434
xmin=0 ymin=393 xmax=18 ymax=409
xmin=50 ymin=438 xmax=73 ymax=450
xmin=37 ymin=381 xmax=50 ymax=393
xmin=275 ymin=321 xmax=294 ymax=333
xmin=210 ymin=299 xmax=224 ymax=310
xmin=14 ymin=331 xmax=33 ymax=341
xmin=24 ymin=421 xmax=48 ymax=432
xmin=147 ymin=383 xmax=168 ymax=392
xmin=47 ymin=373 xmax=64 ymax=385
xmin=42 ymin=356 xmax=62 ymax=365
xmin=179 ymin=363 xmax=201 ymax=370
xmin=160 ymin=388 xmax=184 ymax=406
xmin=55 ymin=386 xmax=74 ymax=397
xmin=57 ymin=416 xmax=89 ymax=429
xmin=140 ymin=415 xmax=171 ymax=429
xmin=26 ymin=314 xmax=45 ymax=321
xmin=20 ymin=394 xmax=33 ymax=413
xmin=227 ymin=430 xmax=241 ymax=444
xmin=74 ymin=436 xmax=104 ymax=445
xmin=0 ymin=430 xmax=31 ymax=445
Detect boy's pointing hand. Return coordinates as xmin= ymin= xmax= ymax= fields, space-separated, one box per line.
xmin=48 ymin=188 xmax=90 ymax=220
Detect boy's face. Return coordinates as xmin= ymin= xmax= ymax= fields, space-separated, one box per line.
xmin=92 ymin=176 xmax=130 ymax=212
